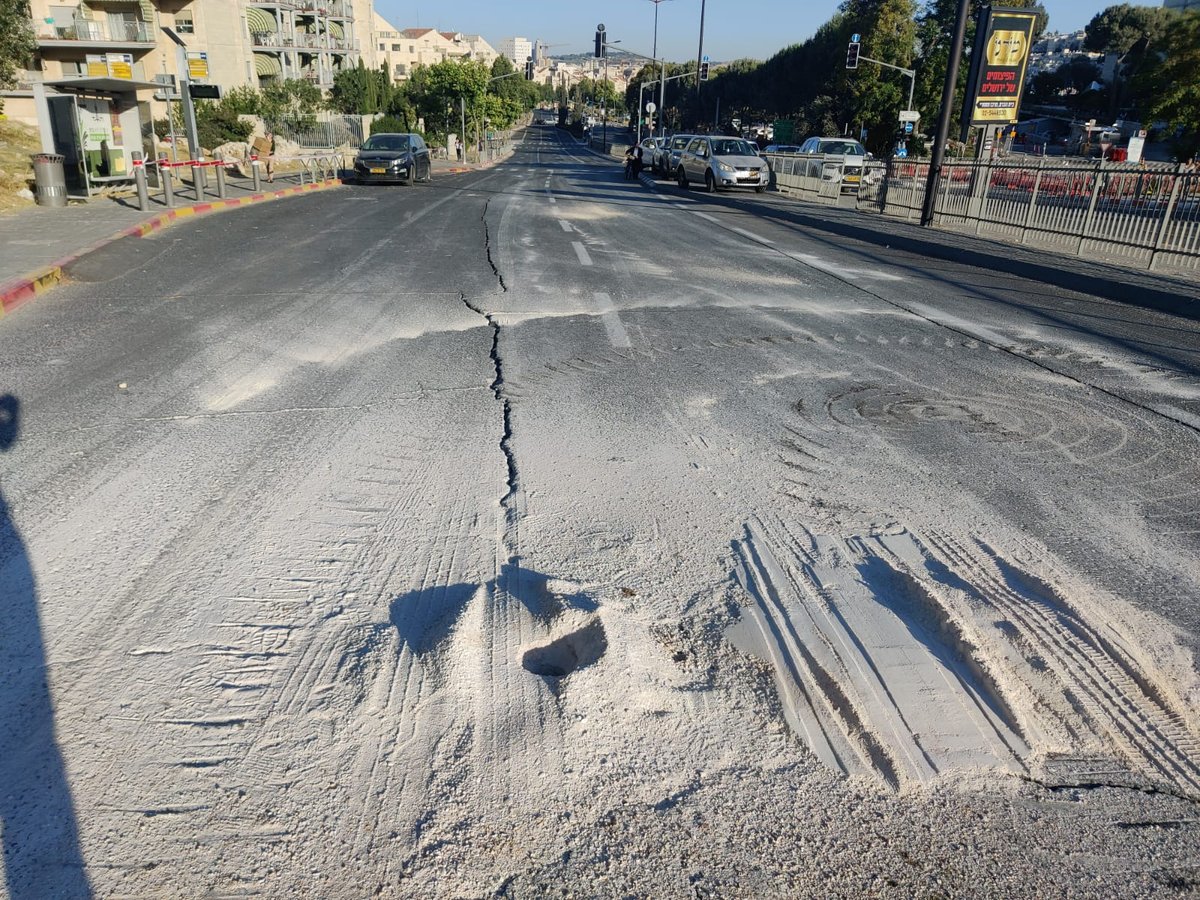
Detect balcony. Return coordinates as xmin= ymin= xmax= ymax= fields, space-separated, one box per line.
xmin=295 ymin=0 xmax=352 ymax=17
xmin=37 ymin=18 xmax=155 ymax=50
xmin=251 ymin=31 xmax=297 ymax=48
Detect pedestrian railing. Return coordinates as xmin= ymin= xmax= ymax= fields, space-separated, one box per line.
xmin=871 ymin=157 xmax=1200 ymax=272
xmin=129 ymin=153 xmax=345 ymax=211
xmin=762 ymin=151 xmax=855 ymax=203
xmin=761 ymin=150 xmax=1200 ymax=273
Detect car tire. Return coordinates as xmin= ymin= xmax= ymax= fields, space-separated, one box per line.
xmin=755 ymin=186 xmax=765 ymax=194
xmin=678 ymin=167 xmax=688 ymax=190
xmin=705 ymin=171 xmax=716 ymax=193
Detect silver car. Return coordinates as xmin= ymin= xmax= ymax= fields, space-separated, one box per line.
xmin=676 ymin=135 xmax=769 ymax=193
xmin=657 ymin=133 xmax=696 ymax=177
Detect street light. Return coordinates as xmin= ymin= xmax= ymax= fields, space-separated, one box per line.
xmin=646 ymin=0 xmax=672 ymax=141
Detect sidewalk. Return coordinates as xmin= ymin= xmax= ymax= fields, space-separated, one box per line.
xmin=0 ymin=151 xmax=507 ymax=320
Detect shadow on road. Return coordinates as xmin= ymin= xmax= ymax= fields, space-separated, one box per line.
xmin=0 ymin=395 xmax=91 ymax=897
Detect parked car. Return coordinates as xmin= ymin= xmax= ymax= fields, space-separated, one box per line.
xmin=638 ymin=136 xmax=664 ymax=167
xmin=763 ymin=144 xmax=802 ymax=154
xmin=676 ymin=135 xmax=769 ymax=193
xmin=353 ymin=133 xmax=432 ymax=185
xmin=658 ymin=133 xmax=696 ymax=177
xmin=796 ymin=137 xmax=873 ymax=191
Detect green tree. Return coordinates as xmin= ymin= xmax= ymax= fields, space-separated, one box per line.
xmin=328 ymin=59 xmax=392 ymax=114
xmin=1085 ymin=3 xmax=1174 ymax=120
xmin=0 ymin=0 xmax=35 ymax=112
xmin=1135 ymin=10 xmax=1200 ymax=159
xmin=258 ymin=78 xmax=322 ymax=127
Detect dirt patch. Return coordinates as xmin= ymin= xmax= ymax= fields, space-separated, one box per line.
xmin=0 ymin=120 xmax=39 ymax=215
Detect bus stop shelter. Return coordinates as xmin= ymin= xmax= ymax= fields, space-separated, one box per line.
xmin=32 ymin=76 xmax=160 ymax=198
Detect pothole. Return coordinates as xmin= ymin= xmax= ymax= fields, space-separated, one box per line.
xmin=521 ymin=618 xmax=607 ymax=678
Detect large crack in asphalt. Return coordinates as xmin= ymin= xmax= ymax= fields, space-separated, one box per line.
xmin=460 ymin=195 xmax=519 ymax=548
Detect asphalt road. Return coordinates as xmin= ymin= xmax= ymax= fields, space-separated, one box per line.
xmin=2 ymin=124 xmax=1200 ymax=897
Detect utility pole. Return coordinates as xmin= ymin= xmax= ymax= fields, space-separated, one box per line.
xmin=695 ymin=0 xmax=706 ymax=100
xmin=161 ymin=27 xmax=199 ymax=161
xmin=921 ymin=0 xmax=971 ymax=227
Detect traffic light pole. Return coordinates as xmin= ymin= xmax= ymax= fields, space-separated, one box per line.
xmin=921 ymin=0 xmax=971 ymax=227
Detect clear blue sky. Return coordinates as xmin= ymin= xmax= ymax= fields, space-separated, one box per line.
xmin=375 ymin=0 xmax=1115 ymax=62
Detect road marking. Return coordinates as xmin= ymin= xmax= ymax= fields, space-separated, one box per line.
xmin=594 ymin=292 xmax=631 ymax=348
xmin=572 ymin=241 xmax=593 ymax=266
xmin=558 ymin=220 xmax=572 ymax=232
xmin=732 ymin=227 xmax=773 ymax=243
xmin=693 ymin=211 xmax=719 ymax=223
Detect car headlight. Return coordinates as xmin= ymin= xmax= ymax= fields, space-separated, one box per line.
xmin=716 ymin=161 xmax=734 ymax=174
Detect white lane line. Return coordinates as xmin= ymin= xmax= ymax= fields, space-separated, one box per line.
xmin=732 ymin=227 xmax=773 ymax=243
xmin=594 ymin=292 xmax=631 ymax=349
xmin=558 ymin=220 xmax=572 ymax=232
xmin=572 ymin=241 xmax=593 ymax=266
xmin=693 ymin=211 xmax=719 ymax=223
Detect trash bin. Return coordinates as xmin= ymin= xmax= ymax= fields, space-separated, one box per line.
xmin=30 ymin=153 xmax=68 ymax=208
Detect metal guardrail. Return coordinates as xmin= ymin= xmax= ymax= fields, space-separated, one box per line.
xmin=274 ymin=116 xmax=364 ymax=149
xmin=761 ymin=151 xmax=1200 ymax=273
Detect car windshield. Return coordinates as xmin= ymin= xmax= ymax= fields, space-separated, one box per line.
xmin=711 ymin=140 xmax=758 ymax=157
xmin=817 ymin=140 xmax=866 ymax=156
xmin=361 ymin=134 xmax=410 ymax=152
xmin=672 ymin=136 xmax=690 ymax=149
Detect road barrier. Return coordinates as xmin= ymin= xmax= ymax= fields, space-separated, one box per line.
xmin=131 ymin=154 xmax=344 ymax=211
xmin=761 ymin=150 xmax=1200 ymax=273
xmin=868 ymin=157 xmax=1199 ymax=272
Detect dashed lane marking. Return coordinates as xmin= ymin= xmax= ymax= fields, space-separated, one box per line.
xmin=558 ymin=220 xmax=572 ymax=232
xmin=572 ymin=241 xmax=593 ymax=266
xmin=593 ymin=291 xmax=631 ymax=349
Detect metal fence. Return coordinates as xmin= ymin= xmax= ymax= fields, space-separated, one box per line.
xmin=274 ymin=115 xmax=365 ymax=150
xmin=761 ymin=151 xmax=1200 ymax=273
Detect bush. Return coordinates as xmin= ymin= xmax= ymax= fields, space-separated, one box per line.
xmin=195 ymin=102 xmax=253 ymax=150
xmin=370 ymin=114 xmax=411 ymax=135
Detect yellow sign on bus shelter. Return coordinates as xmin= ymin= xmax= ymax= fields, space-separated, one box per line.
xmin=105 ymin=53 xmax=133 ymax=80
xmin=187 ymin=52 xmax=209 ymax=81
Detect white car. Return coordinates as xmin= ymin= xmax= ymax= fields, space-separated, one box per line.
xmin=676 ymin=135 xmax=769 ymax=193
xmin=797 ymin=137 xmax=874 ymax=191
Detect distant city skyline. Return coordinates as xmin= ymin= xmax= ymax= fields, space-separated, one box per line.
xmin=377 ymin=1 xmax=1116 ymax=63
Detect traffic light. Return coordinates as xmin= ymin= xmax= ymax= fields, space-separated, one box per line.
xmin=846 ymin=41 xmax=860 ymax=69
xmin=594 ymin=25 xmax=605 ymax=58
xmin=525 ymin=56 xmax=534 ymax=80
xmin=699 ymin=61 xmax=709 ymax=81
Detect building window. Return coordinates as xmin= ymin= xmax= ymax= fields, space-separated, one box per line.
xmin=394 ymin=63 xmax=406 ymax=76
xmin=378 ymin=43 xmax=384 ymax=51
xmin=174 ymin=11 xmax=193 ymax=33
xmin=392 ymin=43 xmax=400 ymax=50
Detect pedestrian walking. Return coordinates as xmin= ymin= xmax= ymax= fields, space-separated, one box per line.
xmin=456 ymin=138 xmax=463 ymax=162
xmin=263 ymin=130 xmax=276 ymax=183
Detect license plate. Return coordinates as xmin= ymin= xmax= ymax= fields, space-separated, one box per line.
xmin=844 ymin=174 xmax=860 ymax=182
xmin=370 ymin=167 xmax=386 ymax=174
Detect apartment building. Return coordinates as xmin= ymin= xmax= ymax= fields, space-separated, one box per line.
xmin=498 ymin=36 xmax=533 ymax=69
xmin=6 ymin=0 xmax=373 ymax=124
xmin=372 ymin=20 xmax=498 ymax=83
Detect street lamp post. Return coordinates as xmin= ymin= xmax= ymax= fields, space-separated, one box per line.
xmin=647 ymin=0 xmax=672 ymax=141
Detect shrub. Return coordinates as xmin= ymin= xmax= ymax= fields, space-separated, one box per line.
xmin=370 ymin=114 xmax=410 ymax=135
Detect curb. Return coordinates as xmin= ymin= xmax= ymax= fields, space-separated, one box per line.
xmin=0 ymin=178 xmax=343 ymax=321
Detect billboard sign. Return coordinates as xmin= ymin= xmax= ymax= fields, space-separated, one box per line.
xmin=968 ymin=8 xmax=1038 ymax=126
